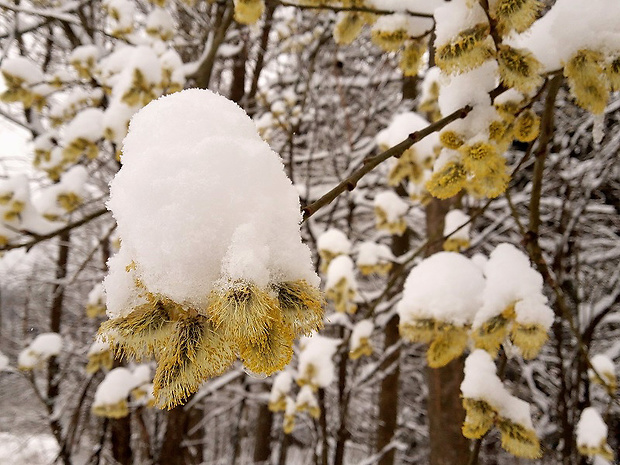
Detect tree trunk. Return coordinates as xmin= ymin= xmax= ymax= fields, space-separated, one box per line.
xmin=157 ymin=403 xmax=203 ymax=465
xmin=253 ymin=385 xmax=274 ymax=464
xmin=110 ymin=414 xmax=132 ymax=465
xmin=425 ymin=197 xmax=469 ymax=465
xmin=48 ymin=230 xmax=72 ymax=465
xmin=375 ymin=227 xmax=410 ymax=465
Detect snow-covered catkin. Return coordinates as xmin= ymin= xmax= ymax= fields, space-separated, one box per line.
xmin=99 ymin=89 xmax=323 ymax=408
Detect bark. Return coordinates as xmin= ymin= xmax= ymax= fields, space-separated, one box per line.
xmin=425 ymin=197 xmax=469 ymax=465
xmin=47 ymin=230 xmax=72 ymax=465
xmin=157 ymin=402 xmax=204 ymax=465
xmin=375 ymin=226 xmax=410 ymax=465
xmin=110 ymin=414 xmax=132 ymax=465
xmin=252 ymin=385 xmax=274 ymax=464
xmin=229 ymin=32 xmax=248 ymax=104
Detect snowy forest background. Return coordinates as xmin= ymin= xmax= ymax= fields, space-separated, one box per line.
xmin=0 ymin=0 xmax=619 ymax=464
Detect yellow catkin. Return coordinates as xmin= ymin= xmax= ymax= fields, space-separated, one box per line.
xmin=333 ymin=12 xmax=366 ymax=45
xmin=86 ymin=350 xmax=113 ymax=374
xmin=208 ymin=282 xmax=277 ymax=346
xmin=436 ymin=24 xmax=494 ymax=74
xmin=233 ymin=0 xmax=265 ymax=25
xmin=388 ymin=148 xmax=424 ymax=186
xmin=439 ymin=130 xmax=465 ymax=150
xmin=462 ymin=398 xmax=496 ymax=439
xmin=268 ymin=394 xmax=287 ymax=413
xmin=578 ymin=442 xmax=614 ymax=461
xmin=99 ymin=299 xmax=174 ymax=360
xmin=349 ymin=338 xmax=373 ymax=360
xmin=426 ymin=161 xmax=467 ymax=199
xmin=510 ymin=322 xmax=548 ymax=359
xmin=473 ymin=313 xmax=511 ymax=355
xmin=92 ymin=399 xmax=129 ymax=419
xmin=564 ymin=50 xmax=609 ymax=114
xmin=460 ymin=141 xmax=499 ymax=176
xmin=275 ymin=280 xmax=324 ymax=337
xmin=374 ymin=206 xmax=407 ymax=236
xmin=468 ymin=155 xmax=510 ymax=199
xmin=326 ymin=277 xmax=357 ymax=314
xmin=443 ymin=237 xmax=470 ymax=252
xmin=239 ymin=321 xmax=295 ymax=376
xmin=426 ymin=324 xmax=469 ymax=368
xmin=399 ymin=40 xmax=425 ymax=77
xmin=605 ymin=56 xmax=620 ymax=91
xmin=497 ymin=418 xmax=541 ymax=459
xmin=497 ymin=45 xmax=543 ymax=93
xmin=121 ymin=69 xmax=158 ymax=107
xmin=153 ymin=315 xmax=235 ymax=409
xmin=492 ymin=0 xmax=542 ymax=35
xmin=358 ymin=262 xmax=392 ymax=276
xmin=283 ymin=413 xmax=295 ymax=434
xmin=513 ymin=109 xmax=540 ymax=142
xmin=400 ymin=318 xmax=436 ymax=344
xmin=371 ymin=28 xmax=408 ymax=52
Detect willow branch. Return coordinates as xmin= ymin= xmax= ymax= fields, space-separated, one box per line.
xmin=302 ymin=105 xmax=473 ymax=221
xmin=268 ymin=0 xmax=434 ymax=18
xmin=1 ymin=208 xmax=110 ymax=252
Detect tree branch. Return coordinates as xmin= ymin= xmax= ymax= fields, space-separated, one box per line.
xmin=301 ymin=105 xmax=473 ymax=221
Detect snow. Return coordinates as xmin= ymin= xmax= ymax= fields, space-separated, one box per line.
xmin=372 ymin=13 xmax=432 ymax=38
xmin=444 ymin=209 xmax=470 ymax=239
xmin=368 ymin=0 xmax=445 ymax=14
xmin=61 ymin=108 xmax=104 ymax=144
xmin=297 ymin=334 xmax=340 ymax=388
xmin=146 ymin=8 xmax=175 ymax=39
xmin=18 ymin=332 xmax=62 ymax=369
xmin=317 ymin=228 xmax=352 ymax=255
xmin=350 ymin=319 xmax=374 ymax=352
xmin=325 ymin=255 xmax=357 ymax=294
xmin=0 ymin=433 xmax=58 ymax=465
xmin=461 ymin=350 xmax=534 ymax=428
xmin=1 ymin=56 xmax=43 ymax=83
xmin=356 ymin=241 xmax=394 ymax=267
xmin=0 ymin=351 xmax=9 ymax=371
xmin=69 ymin=44 xmax=100 ymax=64
xmin=132 ymin=364 xmax=151 ymax=386
xmin=576 ymin=407 xmax=608 ymax=449
xmin=103 ymin=101 xmax=137 ymax=144
xmin=87 ymin=339 xmax=110 ymax=356
xmin=295 ymin=384 xmax=318 ymax=410
xmin=434 ymin=0 xmax=488 ymax=48
xmin=588 ymin=354 xmax=616 ymax=385
xmin=106 ymin=89 xmax=318 ymax=313
xmin=270 ymin=371 xmax=293 ymax=403
xmin=93 ymin=367 xmax=137 ymax=406
xmin=511 ymin=0 xmax=620 ymax=71
xmin=473 ymin=243 xmax=552 ymax=329
xmin=33 ymin=166 xmax=89 ymax=219
xmin=438 ymin=61 xmax=498 ymax=116
xmin=104 ymin=245 xmax=148 ymax=318
xmin=374 ymin=191 xmax=409 ymax=222
xmin=397 ymin=252 xmax=485 ymax=326
xmin=29 ymin=333 xmax=62 ymax=357
xmin=376 ymin=111 xmax=439 ymax=156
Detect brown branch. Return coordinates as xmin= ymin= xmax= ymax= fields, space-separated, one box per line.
xmin=301 ymin=105 xmax=473 ymax=221
xmin=1 ymin=208 xmax=110 ymax=252
xmin=267 ymin=0 xmax=435 ymax=18
xmin=189 ymin=3 xmax=235 ymax=89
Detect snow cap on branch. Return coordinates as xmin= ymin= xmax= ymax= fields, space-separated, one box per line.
xmin=101 ymin=89 xmax=323 ymax=408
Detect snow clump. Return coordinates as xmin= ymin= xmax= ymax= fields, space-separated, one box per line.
xmin=100 ymin=89 xmax=323 ymax=409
